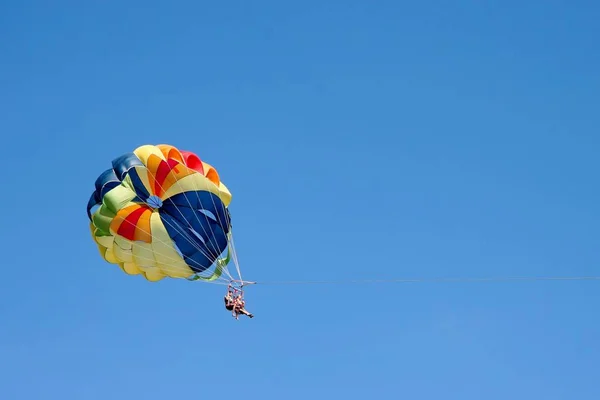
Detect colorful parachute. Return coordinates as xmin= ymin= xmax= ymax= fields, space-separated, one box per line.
xmin=86 ymin=144 xmax=243 ymax=285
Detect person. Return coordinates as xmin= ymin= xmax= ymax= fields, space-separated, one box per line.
xmin=224 ymin=286 xmax=254 ymax=319
xmin=224 ymin=288 xmax=235 ymax=311
xmin=233 ymin=297 xmax=254 ymax=319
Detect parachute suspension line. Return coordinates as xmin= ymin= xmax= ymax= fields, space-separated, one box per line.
xmin=98 ymin=226 xmax=231 ymax=283
xmin=139 ymin=176 xmax=222 ymax=272
xmin=184 ymin=246 xmax=232 ymax=283
xmin=155 ymin=207 xmax=230 ymax=282
xmin=227 ymin=231 xmax=244 ymax=283
xmin=143 ymin=165 xmax=233 ymax=283
xmin=155 ymin=159 xmax=241 ymax=285
xmin=186 ymin=163 xmax=245 ymax=286
xmin=165 ymin=169 xmax=227 ymax=269
xmin=95 ymin=183 xmax=230 ymax=284
xmin=159 ymin=216 xmax=225 ymax=275
xmin=186 ymin=167 xmax=238 ymax=283
xmin=253 ymin=276 xmax=600 ymax=285
xmin=185 ymin=171 xmax=234 ymax=282
xmin=93 ymin=212 xmax=230 ymax=283
xmin=193 ymin=174 xmax=238 ymax=283
xmin=144 ymin=158 xmax=238 ymax=284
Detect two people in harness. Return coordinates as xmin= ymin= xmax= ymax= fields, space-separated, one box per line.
xmin=224 ymin=285 xmax=254 ymax=319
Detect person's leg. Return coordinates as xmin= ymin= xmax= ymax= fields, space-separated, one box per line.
xmin=238 ymin=308 xmax=254 ymax=318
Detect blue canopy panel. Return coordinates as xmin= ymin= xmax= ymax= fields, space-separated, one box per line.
xmin=112 ymin=153 xmax=144 ymax=180
xmin=125 ymin=166 xmax=151 ymax=202
xmin=160 ymin=210 xmax=229 ymax=273
xmin=86 ymin=152 xmax=145 ymax=220
xmin=162 ymin=190 xmax=231 ymax=235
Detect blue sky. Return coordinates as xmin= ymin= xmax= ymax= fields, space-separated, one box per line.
xmin=1 ymin=1 xmax=599 ymax=399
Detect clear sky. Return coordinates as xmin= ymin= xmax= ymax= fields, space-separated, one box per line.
xmin=1 ymin=1 xmax=599 ymax=399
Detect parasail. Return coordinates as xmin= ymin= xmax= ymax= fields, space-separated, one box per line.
xmin=86 ymin=144 xmax=245 ymax=287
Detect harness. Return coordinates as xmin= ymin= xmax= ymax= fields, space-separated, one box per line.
xmin=225 ymin=279 xmax=255 ymax=319
xmin=226 ymin=284 xmax=245 ymax=313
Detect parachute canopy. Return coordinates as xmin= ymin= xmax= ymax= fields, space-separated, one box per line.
xmin=87 ymin=144 xmax=242 ymax=284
